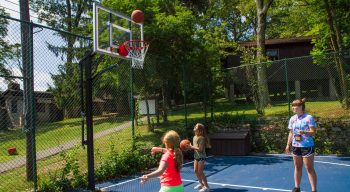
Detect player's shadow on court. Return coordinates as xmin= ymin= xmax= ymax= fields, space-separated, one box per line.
xmin=202 ymin=156 xmax=292 ymax=177
xmin=210 ymin=188 xmax=248 ymax=192
xmin=337 ymin=157 xmax=350 ymax=161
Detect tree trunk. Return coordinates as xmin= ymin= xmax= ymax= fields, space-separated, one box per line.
xmin=255 ymin=0 xmax=273 ymax=111
xmin=324 ymin=0 xmax=349 ymax=108
xmin=145 ymin=96 xmax=152 ymax=132
xmin=161 ymin=84 xmax=168 ymax=122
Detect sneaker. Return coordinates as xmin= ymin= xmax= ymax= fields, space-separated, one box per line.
xmin=194 ymin=184 xmax=202 ymax=190
xmin=199 ymin=186 xmax=209 ymax=192
xmin=292 ymin=187 xmax=300 ymax=192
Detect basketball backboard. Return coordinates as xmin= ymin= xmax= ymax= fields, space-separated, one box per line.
xmin=93 ymin=3 xmax=147 ymax=68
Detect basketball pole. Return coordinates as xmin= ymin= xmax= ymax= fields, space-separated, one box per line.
xmin=80 ymin=51 xmax=96 ymax=190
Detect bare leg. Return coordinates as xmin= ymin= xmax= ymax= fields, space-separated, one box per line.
xmin=303 ymin=155 xmax=317 ymax=191
xmin=293 ymin=156 xmax=303 ymax=188
xmin=198 ymin=160 xmax=209 ymax=189
xmin=194 ymin=160 xmax=204 ymax=187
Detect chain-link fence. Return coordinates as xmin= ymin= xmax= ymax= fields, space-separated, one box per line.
xmin=0 ymin=15 xmax=156 ymax=191
xmin=201 ymin=52 xmax=350 ymax=154
xmin=1 ymin=14 xmax=350 ymax=191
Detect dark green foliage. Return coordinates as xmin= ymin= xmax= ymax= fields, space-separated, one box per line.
xmin=94 ymin=147 xmax=157 ymax=183
xmin=38 ymin=146 xmax=157 ymax=191
xmin=38 ymin=149 xmax=87 ymax=192
xmin=209 ymin=113 xmax=350 ymax=155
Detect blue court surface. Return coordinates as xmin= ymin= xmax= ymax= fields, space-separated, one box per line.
xmin=96 ymin=154 xmax=350 ymax=192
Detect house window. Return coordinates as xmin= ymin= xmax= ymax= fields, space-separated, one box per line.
xmin=266 ymin=49 xmax=279 ymax=61
xmin=11 ymin=100 xmax=17 ymax=113
xmin=36 ymin=103 xmax=46 ymax=113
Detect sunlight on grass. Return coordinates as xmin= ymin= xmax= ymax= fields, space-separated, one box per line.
xmin=0 ymin=116 xmax=129 ymax=163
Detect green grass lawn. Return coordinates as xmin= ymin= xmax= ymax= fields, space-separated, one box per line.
xmin=0 ymin=122 xmax=160 ymax=191
xmin=170 ymin=99 xmax=350 ymax=120
xmin=0 ymin=115 xmax=129 ymax=163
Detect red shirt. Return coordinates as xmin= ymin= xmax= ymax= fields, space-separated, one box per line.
xmin=160 ymin=150 xmax=182 ymax=186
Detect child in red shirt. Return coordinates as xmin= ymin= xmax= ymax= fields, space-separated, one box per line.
xmin=140 ymin=130 xmax=184 ymax=192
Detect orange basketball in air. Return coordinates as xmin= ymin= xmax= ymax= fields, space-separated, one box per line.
xmin=118 ymin=45 xmax=128 ymax=56
xmin=180 ymin=139 xmax=191 ymax=151
xmin=131 ymin=10 xmax=144 ymax=23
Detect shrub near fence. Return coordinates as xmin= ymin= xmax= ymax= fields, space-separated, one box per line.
xmin=250 ymin=117 xmax=350 ymax=155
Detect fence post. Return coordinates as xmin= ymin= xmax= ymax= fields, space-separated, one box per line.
xmin=130 ymin=65 xmax=135 ymax=139
xmin=20 ymin=1 xmax=37 ymax=189
xmin=182 ymin=63 xmax=188 ymax=133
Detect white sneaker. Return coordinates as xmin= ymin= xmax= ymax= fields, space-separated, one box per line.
xmin=194 ymin=184 xmax=202 ymax=190
xmin=199 ymin=186 xmax=209 ymax=192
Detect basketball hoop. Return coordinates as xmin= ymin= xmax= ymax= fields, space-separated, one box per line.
xmin=121 ymin=40 xmax=149 ymax=68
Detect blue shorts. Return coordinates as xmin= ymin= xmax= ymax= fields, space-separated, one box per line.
xmin=292 ymin=146 xmax=315 ymax=157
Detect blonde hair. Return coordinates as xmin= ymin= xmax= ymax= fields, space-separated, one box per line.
xmin=194 ymin=123 xmax=208 ymax=147
xmin=162 ymin=130 xmax=183 ymax=172
xmin=292 ymin=98 xmax=306 ymax=111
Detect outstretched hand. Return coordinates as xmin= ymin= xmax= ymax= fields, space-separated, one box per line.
xmin=151 ymin=147 xmax=157 ymax=156
xmin=140 ymin=175 xmax=148 ymax=185
xmin=186 ymin=143 xmax=192 ymax=150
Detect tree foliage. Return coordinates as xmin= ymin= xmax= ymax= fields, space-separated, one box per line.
xmin=30 ymin=0 xmax=93 ymax=116
xmin=0 ymin=8 xmax=14 ymax=83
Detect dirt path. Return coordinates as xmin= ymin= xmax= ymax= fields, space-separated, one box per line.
xmin=0 ymin=118 xmax=146 ymax=173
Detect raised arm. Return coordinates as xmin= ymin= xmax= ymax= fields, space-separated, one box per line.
xmin=140 ymin=161 xmax=167 ymax=184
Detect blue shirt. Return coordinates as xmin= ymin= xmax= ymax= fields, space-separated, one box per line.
xmin=288 ymin=113 xmax=316 ymax=147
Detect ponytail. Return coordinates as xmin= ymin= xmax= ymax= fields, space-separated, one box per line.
xmin=162 ymin=130 xmax=183 ymax=172
xmin=173 ymin=148 xmax=183 ymax=172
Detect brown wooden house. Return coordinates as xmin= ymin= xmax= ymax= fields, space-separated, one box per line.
xmin=222 ymin=37 xmax=341 ymax=102
xmin=0 ymin=83 xmax=63 ymax=129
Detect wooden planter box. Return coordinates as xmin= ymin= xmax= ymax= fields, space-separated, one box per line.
xmin=209 ymin=131 xmax=251 ymax=156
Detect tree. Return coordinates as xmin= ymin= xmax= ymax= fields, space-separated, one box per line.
xmin=255 ymin=0 xmax=273 ymax=114
xmin=322 ymin=0 xmax=349 ymax=108
xmin=0 ymin=8 xmax=14 ymax=82
xmin=30 ymin=0 xmax=94 ymax=117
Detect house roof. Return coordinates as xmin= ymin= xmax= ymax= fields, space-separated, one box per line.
xmin=239 ymin=37 xmax=312 ymax=47
xmin=0 ymin=89 xmax=54 ymax=99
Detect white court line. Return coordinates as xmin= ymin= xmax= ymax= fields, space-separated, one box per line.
xmin=99 ymin=155 xmax=215 ymax=190
xmin=98 ymin=155 xmax=349 ymax=190
xmin=182 ymin=179 xmax=294 ymax=192
xmin=314 ymin=160 xmax=350 ymax=167
xmin=99 ymin=177 xmax=141 ymax=190
xmin=244 ymin=154 xmax=350 ymax=159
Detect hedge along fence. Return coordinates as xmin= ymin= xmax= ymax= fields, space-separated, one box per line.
xmin=250 ymin=117 xmax=350 ymax=155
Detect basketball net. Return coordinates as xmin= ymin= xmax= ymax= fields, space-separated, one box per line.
xmin=122 ymin=40 xmax=149 ymax=69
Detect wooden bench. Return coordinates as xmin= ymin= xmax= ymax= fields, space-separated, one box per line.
xmin=209 ymin=130 xmax=251 ymax=156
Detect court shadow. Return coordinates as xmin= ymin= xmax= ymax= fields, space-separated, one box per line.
xmin=206 ymin=155 xmax=292 ymax=167
xmin=337 ymin=157 xmax=350 ymax=161
xmin=202 ymin=155 xmax=292 ymax=177
xmin=210 ymin=188 xmax=248 ymax=192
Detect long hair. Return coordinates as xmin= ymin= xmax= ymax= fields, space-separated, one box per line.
xmin=292 ymin=98 xmax=306 ymax=111
xmin=195 ymin=123 xmax=209 ymax=147
xmin=162 ymin=130 xmax=183 ymax=172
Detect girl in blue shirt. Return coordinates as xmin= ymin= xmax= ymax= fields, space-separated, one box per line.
xmin=285 ymin=98 xmax=317 ymax=192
